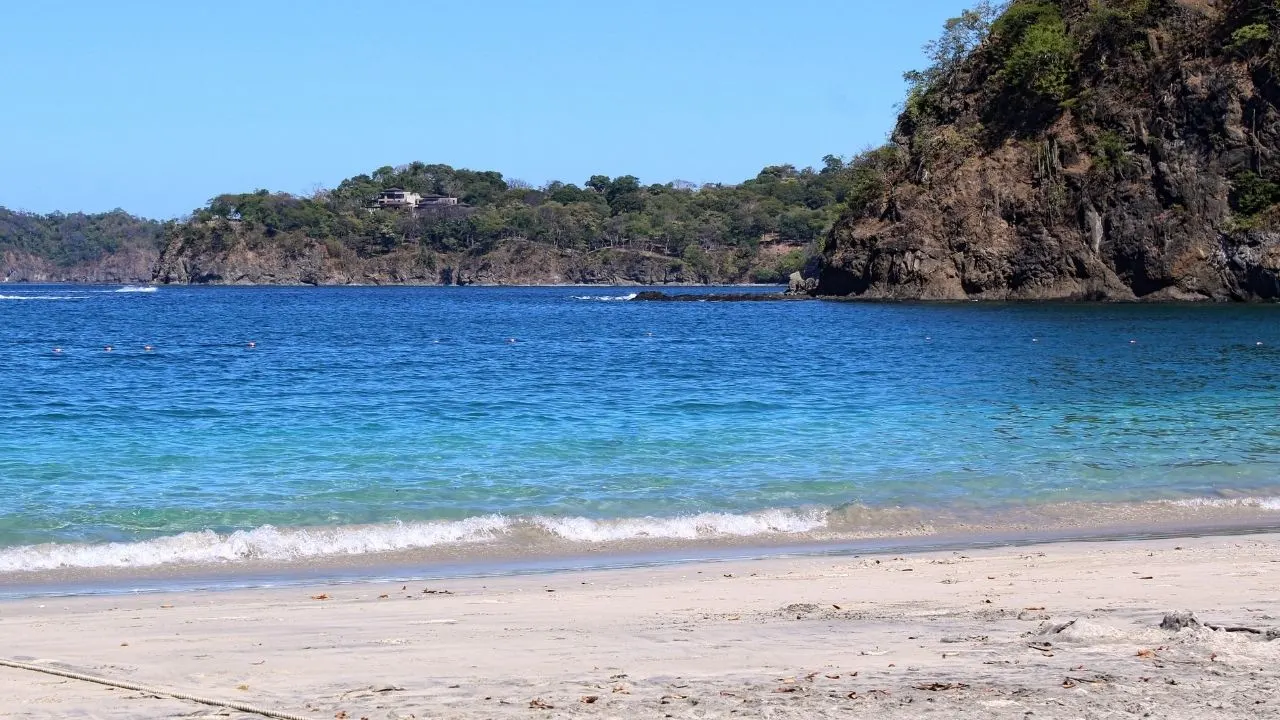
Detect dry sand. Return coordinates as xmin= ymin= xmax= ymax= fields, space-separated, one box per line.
xmin=2 ymin=533 xmax=1280 ymax=719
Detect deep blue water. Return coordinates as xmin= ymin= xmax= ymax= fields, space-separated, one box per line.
xmin=1 ymin=285 xmax=1278 ymax=572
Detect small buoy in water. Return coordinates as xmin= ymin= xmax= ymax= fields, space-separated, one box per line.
xmin=507 ymin=338 xmax=517 ymax=344
xmin=1032 ymin=338 xmax=1039 ymax=342
xmin=247 ymin=341 xmax=256 ymax=348
xmin=143 ymin=344 xmax=154 ymax=352
xmin=104 ymin=345 xmax=113 ymax=352
xmin=645 ymin=332 xmax=653 ymax=337
xmin=1130 ymin=340 xmax=1137 ymax=344
xmin=925 ymin=336 xmax=932 ymax=341
xmin=53 ymin=347 xmax=62 ymax=354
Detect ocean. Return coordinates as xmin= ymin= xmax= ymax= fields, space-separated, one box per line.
xmin=2 ymin=285 xmax=1279 ymax=588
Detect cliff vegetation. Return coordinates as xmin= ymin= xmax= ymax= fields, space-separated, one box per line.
xmin=0 ymin=208 xmax=165 ymax=283
xmin=815 ymin=0 xmax=1280 ymax=300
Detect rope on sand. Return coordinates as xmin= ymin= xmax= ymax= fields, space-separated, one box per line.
xmin=0 ymin=657 xmax=314 ymax=720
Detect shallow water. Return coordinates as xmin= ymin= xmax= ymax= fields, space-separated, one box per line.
xmin=1 ymin=285 xmax=1278 ymax=576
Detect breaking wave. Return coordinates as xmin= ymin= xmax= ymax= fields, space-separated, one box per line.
xmin=0 ymin=509 xmax=828 ymax=573
xmin=5 ymin=495 xmax=1280 ymax=575
xmin=572 ymin=293 xmax=637 ymax=302
xmin=0 ymin=294 xmax=88 ymax=301
xmin=114 ymin=285 xmax=157 ymax=293
xmin=1167 ymin=496 xmax=1280 ymax=511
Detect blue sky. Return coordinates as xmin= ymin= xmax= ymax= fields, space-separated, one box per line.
xmin=1 ymin=1 xmax=972 ymax=219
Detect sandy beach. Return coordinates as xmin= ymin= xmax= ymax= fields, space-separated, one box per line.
xmin=2 ymin=533 xmax=1279 ymax=719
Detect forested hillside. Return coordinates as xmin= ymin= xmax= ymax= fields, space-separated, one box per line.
xmin=153 ymin=160 xmax=873 ymax=285
xmin=0 ymin=208 xmax=165 ymax=283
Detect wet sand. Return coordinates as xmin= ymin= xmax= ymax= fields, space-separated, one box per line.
xmin=3 ymin=532 xmax=1280 ymax=718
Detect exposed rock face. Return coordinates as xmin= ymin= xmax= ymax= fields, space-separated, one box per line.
xmin=815 ymin=0 xmax=1280 ymax=301
xmin=2 ymin=247 xmax=158 ymax=284
xmin=152 ymin=232 xmax=722 ymax=286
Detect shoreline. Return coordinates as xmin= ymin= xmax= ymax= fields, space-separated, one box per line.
xmin=4 ymin=501 xmax=1280 ymax=599
xmin=3 ymin=531 xmax=1279 ymax=718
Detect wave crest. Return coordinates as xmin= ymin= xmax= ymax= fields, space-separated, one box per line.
xmin=0 ymin=509 xmax=827 ymax=573
xmin=572 ymin=293 xmax=637 ymax=302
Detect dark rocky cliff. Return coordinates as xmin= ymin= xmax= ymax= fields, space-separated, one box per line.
xmin=2 ymin=247 xmax=157 ymax=283
xmin=814 ymin=0 xmax=1280 ymax=301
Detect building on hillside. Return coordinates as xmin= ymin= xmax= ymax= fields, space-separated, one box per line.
xmin=372 ymin=189 xmax=461 ymax=211
xmin=417 ymin=194 xmax=459 ymax=207
xmin=375 ymin=188 xmax=422 ymax=209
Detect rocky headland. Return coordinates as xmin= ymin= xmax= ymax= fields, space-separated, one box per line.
xmin=812 ymin=0 xmax=1280 ymax=301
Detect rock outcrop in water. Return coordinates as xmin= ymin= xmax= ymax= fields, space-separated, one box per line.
xmin=813 ymin=0 xmax=1280 ymax=301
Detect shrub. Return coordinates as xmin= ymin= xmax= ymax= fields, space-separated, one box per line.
xmin=993 ymin=3 xmax=1076 ymax=104
xmin=1231 ymin=171 xmax=1280 ymax=217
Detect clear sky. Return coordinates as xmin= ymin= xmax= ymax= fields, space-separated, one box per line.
xmin=1 ymin=0 xmax=972 ymax=219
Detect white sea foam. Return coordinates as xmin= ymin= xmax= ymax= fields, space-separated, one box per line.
xmin=114 ymin=285 xmax=158 ymax=293
xmin=0 ymin=509 xmax=829 ymax=573
xmin=1168 ymin=496 xmax=1280 ymax=511
xmin=0 ymin=515 xmax=512 ymax=573
xmin=572 ymin=293 xmax=638 ymax=302
xmin=533 ymin=508 xmax=827 ymax=542
xmin=0 ymin=294 xmax=88 ymax=301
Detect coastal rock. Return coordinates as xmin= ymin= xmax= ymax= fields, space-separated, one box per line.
xmin=153 ymin=232 xmax=734 ymax=287
xmin=1160 ymin=611 xmax=1203 ymax=631
xmin=2 ymin=247 xmax=157 ymax=284
xmin=815 ymin=0 xmax=1280 ymax=301
xmin=786 ymin=271 xmax=818 ymax=295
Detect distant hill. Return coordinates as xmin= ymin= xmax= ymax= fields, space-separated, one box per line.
xmin=151 ymin=161 xmax=865 ymax=286
xmin=813 ymin=0 xmax=1280 ymax=300
xmin=0 ymin=208 xmax=166 ymax=283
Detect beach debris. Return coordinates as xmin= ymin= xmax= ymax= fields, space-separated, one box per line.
xmin=421 ymin=588 xmax=452 ymax=595
xmin=773 ymin=686 xmax=799 ymax=693
xmin=941 ymin=635 xmax=988 ymax=644
xmin=914 ymin=682 xmax=969 ymax=691
xmin=1064 ymin=674 xmax=1112 ymax=688
xmin=311 ymin=594 xmax=330 ymax=601
xmin=1042 ymin=619 xmax=1078 ymax=635
xmin=782 ymin=603 xmax=821 ymax=618
xmin=1027 ymin=641 xmax=1054 ymax=656
xmin=335 ymin=712 xmax=348 ymax=719
xmin=1160 ymin=611 xmax=1202 ymax=631
xmin=528 ymin=698 xmax=554 ymax=709
xmin=580 ymin=695 xmax=599 ymax=704
xmin=1137 ymin=649 xmax=1157 ymax=659
xmin=612 ymin=685 xmax=630 ymax=694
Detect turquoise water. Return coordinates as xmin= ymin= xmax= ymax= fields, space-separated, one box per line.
xmin=1 ymin=285 xmax=1279 ymax=573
